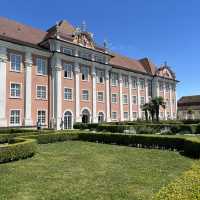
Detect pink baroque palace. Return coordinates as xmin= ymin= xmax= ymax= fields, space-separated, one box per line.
xmin=0 ymin=17 xmax=178 ymax=130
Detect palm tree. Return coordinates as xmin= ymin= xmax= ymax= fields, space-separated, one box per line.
xmin=151 ymin=96 xmax=166 ymax=122
xmin=141 ymin=103 xmax=149 ymax=121
xmin=147 ymin=101 xmax=156 ymax=121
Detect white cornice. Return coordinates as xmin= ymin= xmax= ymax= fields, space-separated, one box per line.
xmin=0 ymin=40 xmax=51 ymax=57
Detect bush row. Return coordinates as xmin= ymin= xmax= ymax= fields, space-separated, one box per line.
xmin=77 ymin=132 xmax=200 ymax=158
xmin=0 ymin=138 xmax=37 ymax=163
xmin=25 ymin=130 xmax=200 ymax=158
xmin=96 ymin=124 xmax=200 ymax=135
xmin=153 ymin=163 xmax=200 ymax=200
xmin=0 ymin=134 xmax=14 ymax=144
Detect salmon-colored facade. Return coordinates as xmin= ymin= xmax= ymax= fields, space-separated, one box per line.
xmin=0 ymin=17 xmax=178 ymax=129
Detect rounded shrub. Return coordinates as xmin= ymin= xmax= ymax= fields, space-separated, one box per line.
xmin=0 ymin=138 xmax=37 ymax=163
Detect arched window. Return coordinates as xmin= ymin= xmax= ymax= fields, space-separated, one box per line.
xmin=82 ymin=109 xmax=90 ymax=123
xmin=98 ymin=112 xmax=104 ymax=123
xmin=64 ymin=111 xmax=72 ymax=129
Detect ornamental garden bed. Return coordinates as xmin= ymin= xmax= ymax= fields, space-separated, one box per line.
xmin=0 ymin=130 xmax=200 ymax=199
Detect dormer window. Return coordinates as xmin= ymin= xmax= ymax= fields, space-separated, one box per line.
xmin=79 ymin=51 xmax=92 ymax=60
xmin=95 ymin=55 xmax=104 ymax=63
xmin=63 ymin=48 xmax=73 ymax=55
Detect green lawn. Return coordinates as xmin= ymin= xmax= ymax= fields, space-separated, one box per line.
xmin=0 ymin=141 xmax=194 ymax=200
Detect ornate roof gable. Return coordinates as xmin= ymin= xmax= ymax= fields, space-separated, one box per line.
xmin=156 ymin=63 xmax=176 ymax=80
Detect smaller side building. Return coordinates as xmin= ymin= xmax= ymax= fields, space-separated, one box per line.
xmin=178 ymin=95 xmax=200 ymax=120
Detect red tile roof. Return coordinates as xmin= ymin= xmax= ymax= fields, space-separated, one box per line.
xmin=0 ymin=16 xmax=46 ymax=45
xmin=0 ymin=17 xmax=175 ymax=77
xmin=110 ymin=53 xmax=152 ymax=74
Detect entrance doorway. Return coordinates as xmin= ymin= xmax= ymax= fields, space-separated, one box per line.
xmin=82 ymin=109 xmax=90 ymax=123
xmin=64 ymin=111 xmax=72 ymax=129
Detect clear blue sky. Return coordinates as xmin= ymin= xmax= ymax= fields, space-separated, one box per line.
xmin=1 ymin=0 xmax=199 ymax=99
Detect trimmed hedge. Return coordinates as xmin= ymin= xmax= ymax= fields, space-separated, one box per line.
xmin=0 ymin=138 xmax=37 ymax=163
xmin=96 ymin=124 xmax=198 ymax=134
xmin=0 ymin=134 xmax=13 ymax=144
xmin=73 ymin=123 xmax=99 ymax=130
xmin=77 ymin=132 xmax=200 ymax=158
xmin=37 ymin=132 xmax=79 ymax=144
xmin=153 ymin=164 xmax=200 ymax=200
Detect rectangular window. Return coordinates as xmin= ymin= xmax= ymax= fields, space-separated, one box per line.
xmin=10 ymin=110 xmax=20 ymax=125
xmin=81 ymin=66 xmax=89 ymax=80
xmin=133 ymin=112 xmax=137 ymax=119
xmin=97 ymin=92 xmax=104 ymax=102
xmin=63 ymin=47 xmax=73 ymax=55
xmin=132 ymin=77 xmax=137 ymax=89
xmin=37 ymin=85 xmax=47 ymax=99
xmin=140 ymin=96 xmax=145 ymax=106
xmin=111 ymin=112 xmax=117 ymax=120
xmin=148 ymin=80 xmax=152 ymax=97
xmin=82 ymin=90 xmax=89 ymax=101
xmin=159 ymin=81 xmax=164 ymax=92
xmin=10 ymin=54 xmax=21 ymax=72
xmin=111 ymin=72 xmax=119 ymax=86
xmin=37 ymin=110 xmax=46 ymax=125
xmin=124 ymin=112 xmax=129 ymax=120
xmin=139 ymin=79 xmax=145 ymax=90
xmin=95 ymin=55 xmax=105 ymax=63
xmin=79 ymin=51 xmax=92 ymax=60
xmin=36 ymin=58 xmax=47 ymax=75
xmin=96 ymin=69 xmax=105 ymax=83
xmin=64 ymin=88 xmax=72 ymax=100
xmin=122 ymin=75 xmax=129 ymax=87
xmin=111 ymin=94 xmax=117 ymax=103
xmin=64 ymin=63 xmax=73 ymax=79
xmin=123 ymin=95 xmax=128 ymax=104
xmin=132 ymin=96 xmax=137 ymax=105
xmin=166 ymin=83 xmax=170 ymax=92
xmin=10 ymin=83 xmax=21 ymax=98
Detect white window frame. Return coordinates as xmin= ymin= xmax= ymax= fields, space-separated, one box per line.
xmin=111 ymin=72 xmax=119 ymax=86
xmin=64 ymin=63 xmax=73 ymax=79
xmin=10 ymin=82 xmax=21 ymax=98
xmin=10 ymin=53 xmax=22 ymax=72
xmin=81 ymin=66 xmax=89 ymax=81
xmin=9 ymin=109 xmax=21 ymax=126
xmin=36 ymin=85 xmax=47 ymax=100
xmin=82 ymin=90 xmax=89 ymax=101
xmin=123 ymin=94 xmax=128 ymax=104
xmin=132 ymin=77 xmax=137 ymax=89
xmin=63 ymin=47 xmax=73 ymax=55
xmin=139 ymin=78 xmax=145 ymax=90
xmin=111 ymin=93 xmax=117 ymax=104
xmin=111 ymin=112 xmax=117 ymax=120
xmin=97 ymin=91 xmax=104 ymax=102
xmin=140 ymin=96 xmax=145 ymax=106
xmin=122 ymin=74 xmax=129 ymax=88
xmin=124 ymin=112 xmax=129 ymax=120
xmin=132 ymin=112 xmax=138 ymax=119
xmin=36 ymin=57 xmax=47 ymax=76
xmin=132 ymin=95 xmax=137 ymax=105
xmin=159 ymin=81 xmax=164 ymax=92
xmin=96 ymin=69 xmax=105 ymax=84
xmin=64 ymin=87 xmax=73 ymax=101
xmin=37 ymin=109 xmax=46 ymax=125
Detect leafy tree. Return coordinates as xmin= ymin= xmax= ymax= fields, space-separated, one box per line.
xmin=141 ymin=103 xmax=149 ymax=121
xmin=151 ymin=96 xmax=166 ymax=122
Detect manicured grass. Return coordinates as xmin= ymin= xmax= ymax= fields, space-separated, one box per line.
xmin=0 ymin=141 xmax=194 ymax=200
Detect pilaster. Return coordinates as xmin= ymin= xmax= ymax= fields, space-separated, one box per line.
xmin=119 ymin=73 xmax=123 ymax=121
xmin=137 ymin=79 xmax=141 ymax=118
xmin=105 ymin=69 xmax=111 ymax=122
xmin=24 ymin=51 xmax=32 ymax=126
xmin=75 ymin=62 xmax=81 ymax=122
xmin=0 ymin=46 xmax=7 ymax=126
xmin=51 ymin=53 xmax=62 ymax=130
xmin=129 ymin=75 xmax=133 ymax=121
xmin=91 ymin=65 xmax=97 ymax=123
